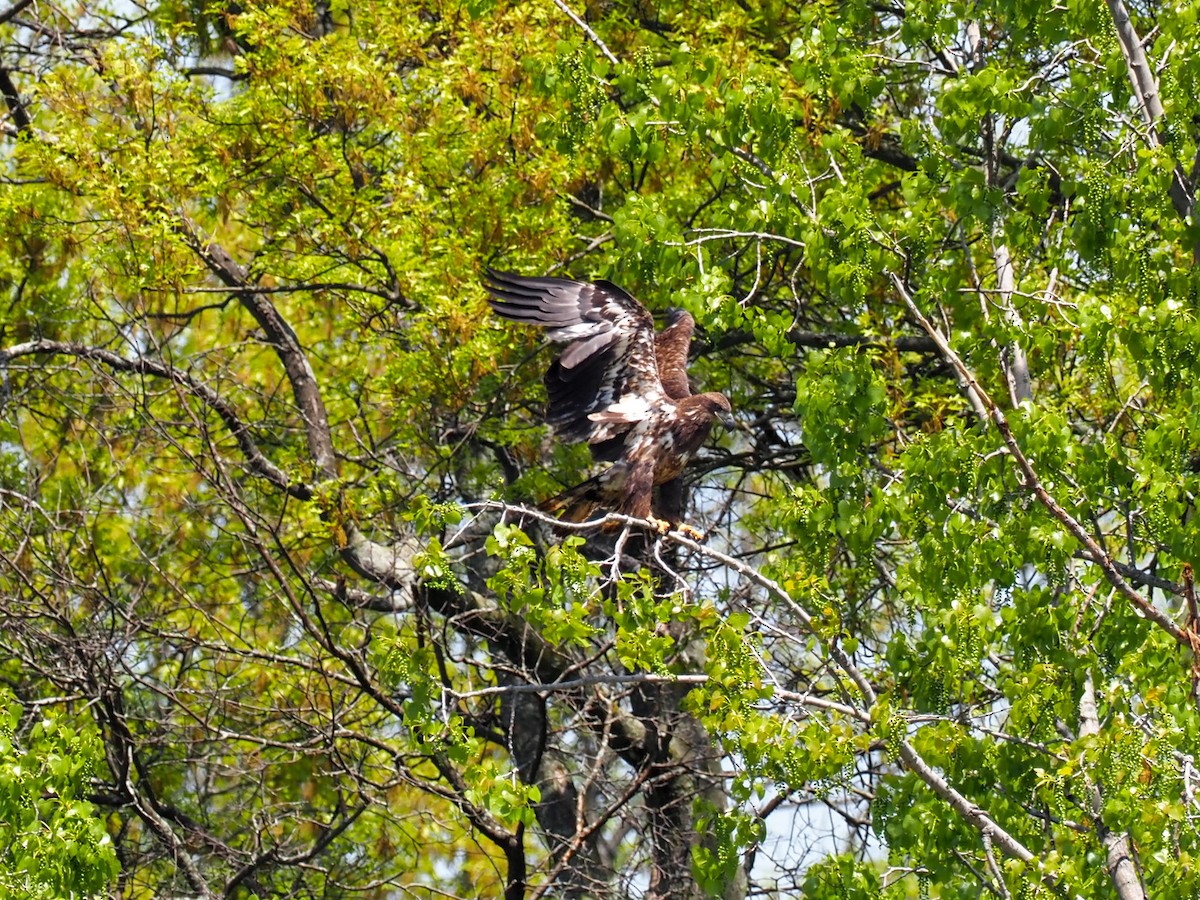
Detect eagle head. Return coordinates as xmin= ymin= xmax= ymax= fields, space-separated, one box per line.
xmin=699 ymin=392 xmax=734 ymax=429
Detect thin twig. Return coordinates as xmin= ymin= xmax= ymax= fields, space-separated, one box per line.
xmin=549 ymin=0 xmax=620 ymax=66
xmin=464 ymin=502 xmax=1060 ymax=889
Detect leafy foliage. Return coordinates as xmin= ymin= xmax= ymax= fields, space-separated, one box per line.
xmin=1 ymin=0 xmax=1199 ymax=897
xmin=0 ymin=699 xmax=118 ymax=899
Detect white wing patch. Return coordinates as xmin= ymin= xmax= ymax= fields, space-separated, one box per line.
xmin=588 ymin=395 xmax=653 ymax=424
xmin=587 ymin=398 xmax=676 ymax=447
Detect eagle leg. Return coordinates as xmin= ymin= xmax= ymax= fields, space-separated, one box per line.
xmin=620 ymin=460 xmax=658 ymax=529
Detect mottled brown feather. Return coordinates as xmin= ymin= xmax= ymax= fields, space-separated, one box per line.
xmin=654 ymin=309 xmax=695 ymax=401
xmin=485 ymin=269 xmax=664 ymax=445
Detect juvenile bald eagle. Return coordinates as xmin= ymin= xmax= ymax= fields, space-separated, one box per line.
xmin=485 ymin=269 xmax=732 ymax=534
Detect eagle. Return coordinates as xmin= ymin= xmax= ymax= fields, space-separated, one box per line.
xmin=485 ymin=269 xmax=732 ymax=536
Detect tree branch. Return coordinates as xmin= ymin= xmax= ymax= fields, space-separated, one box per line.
xmin=0 ymin=66 xmax=31 ymax=133
xmin=0 ymin=0 xmax=35 ymax=24
xmin=787 ymin=329 xmax=938 ymax=352
xmin=0 ymin=338 xmax=312 ymax=500
xmin=1079 ymin=674 xmax=1147 ymax=900
xmin=465 ymin=503 xmax=1056 ymax=892
xmin=429 ymin=749 xmax=527 ymax=900
xmin=992 ymin=243 xmax=1032 ymax=406
xmin=175 ymin=215 xmax=428 ymax=592
xmin=549 ymin=0 xmax=620 ymax=66
xmin=1104 ymin=0 xmax=1196 ymax=223
xmin=713 ymin=328 xmax=938 ymax=355
xmin=891 ymin=273 xmax=1187 ymax=647
xmin=177 ymin=216 xmax=339 ymax=480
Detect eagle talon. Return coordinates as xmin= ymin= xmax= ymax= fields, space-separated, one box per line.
xmin=647 ymin=515 xmax=672 ymax=535
xmin=674 ymin=523 xmax=705 ymax=541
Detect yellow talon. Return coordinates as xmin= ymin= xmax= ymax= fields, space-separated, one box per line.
xmin=647 ymin=515 xmax=672 ymax=535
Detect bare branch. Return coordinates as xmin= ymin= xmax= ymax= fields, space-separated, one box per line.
xmin=464 ymin=502 xmax=1057 ymax=891
xmin=894 ymin=740 xmax=1048 ymax=882
xmin=0 ymin=0 xmax=34 ymax=24
xmin=174 ymin=215 xmax=429 ymax=593
xmin=1079 ymin=674 xmax=1147 ymax=900
xmin=0 ymin=338 xmax=312 ymax=500
xmin=176 ymin=216 xmax=339 ymax=480
xmin=785 ymin=329 xmax=936 ymax=353
xmin=992 ymin=243 xmax=1032 ymax=406
xmin=0 ymin=66 xmax=30 ymax=133
xmin=549 ymin=0 xmax=620 ymax=67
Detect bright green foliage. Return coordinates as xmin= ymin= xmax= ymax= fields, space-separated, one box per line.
xmin=0 ymin=698 xmax=118 ymax=899
xmin=1 ymin=0 xmax=1200 ymax=896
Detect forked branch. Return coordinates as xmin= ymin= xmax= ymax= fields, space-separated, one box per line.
xmin=467 ymin=501 xmax=1054 ymax=891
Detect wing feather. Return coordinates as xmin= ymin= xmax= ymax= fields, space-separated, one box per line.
xmin=485 ymin=269 xmax=667 ymax=444
xmin=559 ymin=331 xmax=616 ymax=369
xmin=654 ymin=309 xmax=695 ymax=400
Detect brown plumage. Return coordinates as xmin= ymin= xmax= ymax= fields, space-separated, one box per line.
xmin=485 ymin=269 xmax=733 ymax=531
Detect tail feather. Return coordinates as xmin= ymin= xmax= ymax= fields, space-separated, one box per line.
xmin=541 ymin=476 xmax=607 ymax=523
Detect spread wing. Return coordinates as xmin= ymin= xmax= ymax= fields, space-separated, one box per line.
xmin=654 ymin=309 xmax=695 ymax=400
xmin=650 ymin=308 xmax=696 ymax=513
xmin=485 ymin=269 xmax=669 ymax=445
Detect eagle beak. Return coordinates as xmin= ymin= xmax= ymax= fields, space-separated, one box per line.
xmin=717 ymin=409 xmax=736 ymax=429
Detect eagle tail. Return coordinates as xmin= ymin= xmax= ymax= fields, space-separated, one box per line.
xmin=541 ymin=476 xmax=606 ymax=524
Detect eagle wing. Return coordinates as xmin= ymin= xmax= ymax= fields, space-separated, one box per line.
xmin=485 ymin=270 xmax=669 ymax=446
xmin=649 ymin=308 xmax=696 ymax=519
xmin=654 ymin=309 xmax=695 ymax=400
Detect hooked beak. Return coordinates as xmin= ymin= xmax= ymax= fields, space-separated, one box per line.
xmin=716 ymin=408 xmax=736 ymax=429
